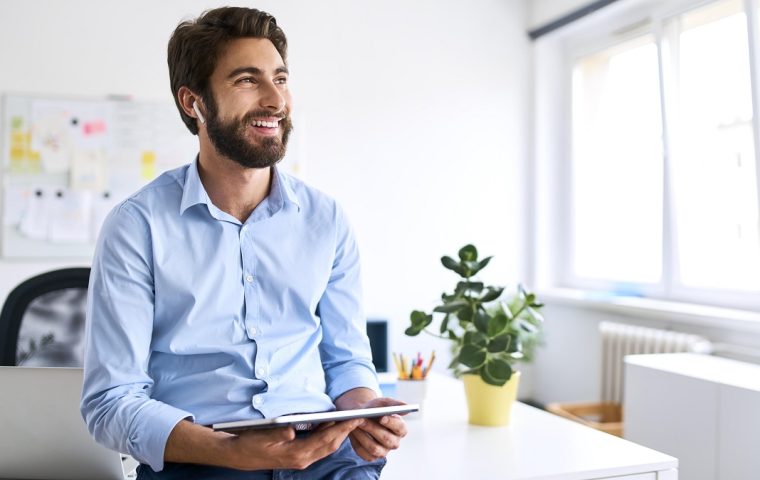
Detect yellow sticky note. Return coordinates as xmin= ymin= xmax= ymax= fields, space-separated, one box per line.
xmin=11 ymin=132 xmax=26 ymax=145
xmin=28 ymin=150 xmax=41 ymax=173
xmin=141 ymin=151 xmax=157 ymax=180
xmin=9 ymin=146 xmax=25 ymax=161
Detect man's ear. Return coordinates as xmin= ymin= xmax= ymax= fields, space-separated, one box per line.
xmin=178 ymin=86 xmax=205 ymax=124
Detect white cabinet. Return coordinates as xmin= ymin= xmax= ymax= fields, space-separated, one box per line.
xmin=624 ymin=353 xmax=760 ymax=480
xmin=718 ymin=384 xmax=760 ymax=479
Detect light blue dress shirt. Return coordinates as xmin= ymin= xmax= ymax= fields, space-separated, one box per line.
xmin=80 ymin=159 xmax=379 ymax=472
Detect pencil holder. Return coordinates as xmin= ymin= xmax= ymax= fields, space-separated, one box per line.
xmin=395 ymin=379 xmax=427 ymax=419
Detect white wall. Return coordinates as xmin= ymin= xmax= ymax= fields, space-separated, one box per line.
xmin=0 ymin=0 xmax=531 ymax=372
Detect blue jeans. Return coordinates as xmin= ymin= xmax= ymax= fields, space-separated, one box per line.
xmin=136 ymin=437 xmax=386 ymax=479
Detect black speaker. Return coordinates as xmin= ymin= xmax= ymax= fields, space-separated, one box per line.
xmin=366 ymin=319 xmax=389 ymax=373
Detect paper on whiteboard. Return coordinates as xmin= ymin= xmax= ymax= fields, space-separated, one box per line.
xmin=70 ymin=150 xmax=106 ymax=191
xmin=3 ymin=185 xmax=32 ymax=226
xmin=48 ymin=189 xmax=92 ymax=243
xmin=30 ymin=105 xmax=72 ymax=173
xmin=30 ymin=100 xmax=110 ymax=174
xmin=19 ymin=187 xmax=50 ymax=239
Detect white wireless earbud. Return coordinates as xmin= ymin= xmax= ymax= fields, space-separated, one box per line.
xmin=192 ymin=101 xmax=206 ymax=125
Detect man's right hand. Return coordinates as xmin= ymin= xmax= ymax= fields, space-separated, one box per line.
xmin=225 ymin=418 xmax=364 ymax=470
xmin=164 ymin=418 xmax=364 ymax=472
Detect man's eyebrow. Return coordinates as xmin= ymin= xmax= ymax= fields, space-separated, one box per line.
xmin=227 ymin=66 xmax=289 ymax=79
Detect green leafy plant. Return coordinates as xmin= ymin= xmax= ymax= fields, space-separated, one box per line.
xmin=405 ymin=244 xmax=544 ymax=386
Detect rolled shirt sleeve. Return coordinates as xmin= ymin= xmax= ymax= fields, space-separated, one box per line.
xmin=80 ymin=203 xmax=192 ymax=472
xmin=318 ymin=205 xmax=381 ymax=401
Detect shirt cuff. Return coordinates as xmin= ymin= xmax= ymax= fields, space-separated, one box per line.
xmin=126 ymin=400 xmax=194 ymax=472
xmin=326 ymin=365 xmax=381 ymax=401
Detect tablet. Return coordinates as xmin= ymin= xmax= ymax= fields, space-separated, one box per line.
xmin=212 ymin=404 xmax=419 ymax=433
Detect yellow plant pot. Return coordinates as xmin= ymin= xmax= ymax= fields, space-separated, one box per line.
xmin=462 ymin=371 xmax=521 ymax=426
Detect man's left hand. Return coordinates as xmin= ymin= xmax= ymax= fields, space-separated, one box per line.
xmin=334 ymin=389 xmax=408 ymax=462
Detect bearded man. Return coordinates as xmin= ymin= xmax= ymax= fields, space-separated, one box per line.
xmin=80 ymin=7 xmax=406 ymax=479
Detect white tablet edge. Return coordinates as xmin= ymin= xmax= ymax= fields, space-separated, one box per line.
xmin=212 ymin=404 xmax=420 ymax=433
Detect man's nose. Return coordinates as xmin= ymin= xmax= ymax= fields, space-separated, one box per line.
xmin=259 ymin=81 xmax=286 ymax=112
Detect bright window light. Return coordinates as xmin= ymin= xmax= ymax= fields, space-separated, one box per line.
xmin=668 ymin=0 xmax=760 ymax=291
xmin=571 ymin=36 xmax=664 ymax=283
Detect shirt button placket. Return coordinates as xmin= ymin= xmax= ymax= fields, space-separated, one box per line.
xmin=240 ymin=224 xmax=258 ymax=342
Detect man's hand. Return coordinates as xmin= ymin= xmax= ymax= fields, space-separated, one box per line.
xmin=334 ymin=388 xmax=408 ymax=462
xmin=227 ymin=418 xmax=364 ymax=470
xmin=165 ymin=417 xmax=364 ymax=471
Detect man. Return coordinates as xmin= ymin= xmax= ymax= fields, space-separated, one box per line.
xmin=81 ymin=7 xmax=406 ymax=479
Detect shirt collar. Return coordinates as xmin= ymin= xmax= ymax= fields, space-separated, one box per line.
xmin=272 ymin=164 xmax=301 ymax=212
xmin=179 ymin=156 xmax=210 ymax=215
xmin=180 ymin=157 xmax=301 ymax=216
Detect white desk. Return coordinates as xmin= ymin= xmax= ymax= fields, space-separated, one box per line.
xmin=383 ymin=374 xmax=678 ymax=480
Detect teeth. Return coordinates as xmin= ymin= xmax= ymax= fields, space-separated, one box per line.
xmin=253 ymin=120 xmax=279 ymax=128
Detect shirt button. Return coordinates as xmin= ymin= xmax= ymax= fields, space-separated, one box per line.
xmin=245 ymin=274 xmax=254 ymax=283
xmin=248 ymin=326 xmax=258 ymax=337
xmin=253 ymin=395 xmax=264 ymax=407
xmin=256 ymin=367 xmax=266 ymax=377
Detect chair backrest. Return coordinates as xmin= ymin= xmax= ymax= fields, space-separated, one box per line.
xmin=0 ymin=268 xmax=90 ymax=366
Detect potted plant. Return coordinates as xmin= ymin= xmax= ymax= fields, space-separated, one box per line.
xmin=405 ymin=244 xmax=544 ymax=426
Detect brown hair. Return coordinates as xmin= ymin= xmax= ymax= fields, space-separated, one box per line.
xmin=167 ymin=7 xmax=288 ymax=135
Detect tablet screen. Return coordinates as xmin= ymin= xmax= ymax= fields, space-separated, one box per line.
xmin=212 ymin=404 xmax=419 ymax=433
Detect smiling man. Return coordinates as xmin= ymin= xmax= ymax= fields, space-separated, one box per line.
xmin=80 ymin=7 xmax=406 ymax=479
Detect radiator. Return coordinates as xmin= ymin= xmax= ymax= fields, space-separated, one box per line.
xmin=599 ymin=321 xmax=712 ymax=403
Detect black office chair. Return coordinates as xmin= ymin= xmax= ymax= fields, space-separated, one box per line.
xmin=0 ymin=268 xmax=90 ymax=366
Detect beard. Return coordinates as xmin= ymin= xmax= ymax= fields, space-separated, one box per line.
xmin=204 ymin=96 xmax=293 ymax=169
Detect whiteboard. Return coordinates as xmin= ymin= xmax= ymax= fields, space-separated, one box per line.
xmin=0 ymin=94 xmax=199 ymax=258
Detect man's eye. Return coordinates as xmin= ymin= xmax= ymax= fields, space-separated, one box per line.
xmin=237 ymin=77 xmax=256 ymax=84
xmin=275 ymin=77 xmax=288 ymax=85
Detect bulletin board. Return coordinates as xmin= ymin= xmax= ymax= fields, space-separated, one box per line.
xmin=1 ymin=94 xmax=197 ymax=258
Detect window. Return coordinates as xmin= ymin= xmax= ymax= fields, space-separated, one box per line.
xmin=666 ymin=0 xmax=759 ymax=291
xmin=571 ymin=35 xmax=663 ymax=284
xmin=561 ymin=0 xmax=760 ymax=307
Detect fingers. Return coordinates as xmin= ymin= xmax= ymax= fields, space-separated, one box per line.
xmin=379 ymin=414 xmax=407 ymax=438
xmin=301 ymin=418 xmax=364 ymax=459
xmin=313 ymin=421 xmax=336 ymax=432
xmin=327 ymin=397 xmax=409 ymax=463
xmin=259 ymin=419 xmax=362 ymax=471
xmin=359 ymin=415 xmax=406 ymax=446
xmin=278 ymin=426 xmax=297 ymax=441
xmin=346 ymin=413 xmax=406 ymax=462
xmin=349 ymin=428 xmax=391 ymax=461
xmin=237 ymin=425 xmax=295 ymax=443
xmin=349 ymin=431 xmax=382 ymax=462
xmin=224 ymin=418 xmax=380 ymax=472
